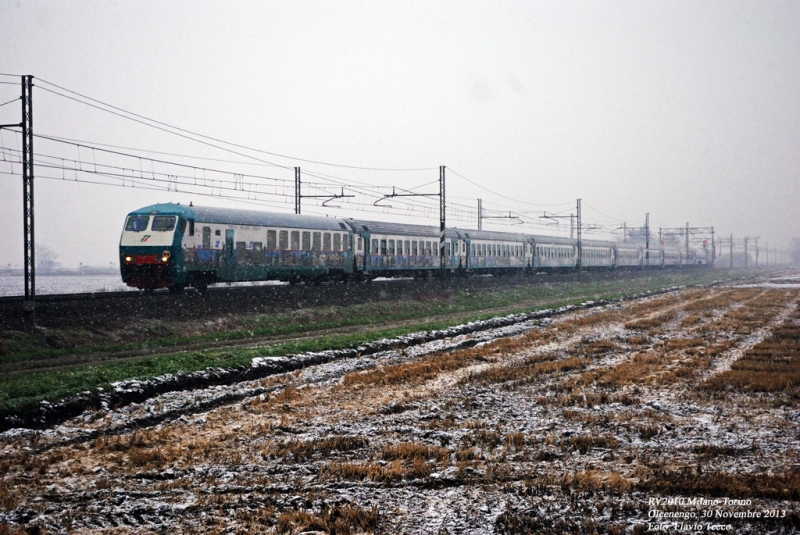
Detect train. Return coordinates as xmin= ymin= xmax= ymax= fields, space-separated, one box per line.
xmin=119 ymin=203 xmax=710 ymax=293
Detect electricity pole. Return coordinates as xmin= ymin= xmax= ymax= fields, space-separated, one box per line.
xmin=295 ymin=167 xmax=300 ymax=214
xmin=755 ymin=237 xmax=759 ymax=267
xmin=645 ymin=213 xmax=650 ymax=269
xmin=439 ymin=165 xmax=446 ymax=275
xmin=1 ymin=76 xmax=35 ymax=328
xmin=576 ymin=199 xmax=582 ymax=272
xmin=744 ymin=238 xmax=748 ymax=268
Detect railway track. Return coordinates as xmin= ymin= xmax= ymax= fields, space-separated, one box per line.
xmin=0 ymin=269 xmax=659 ymax=331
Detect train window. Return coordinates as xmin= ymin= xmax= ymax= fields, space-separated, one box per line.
xmin=334 ymin=233 xmax=341 ymax=251
xmin=380 ymin=239 xmax=387 ymax=255
xmin=202 ymin=227 xmax=211 ymax=248
xmin=396 ymin=240 xmax=402 ymax=255
xmin=267 ymin=230 xmax=277 ymax=250
xmin=302 ymin=232 xmax=311 ymax=251
xmin=215 ymin=229 xmax=221 ymax=236
xmin=152 ymin=216 xmax=176 ymax=232
xmin=323 ymin=233 xmax=332 ymax=251
xmin=235 ymin=241 xmax=246 ymax=251
xmin=445 ymin=242 xmax=451 ymax=256
xmin=279 ymin=230 xmax=289 ymax=250
xmin=371 ymin=239 xmax=378 ymax=254
xmin=253 ymin=242 xmax=263 ymax=251
xmin=388 ymin=239 xmax=395 ymax=255
xmin=404 ymin=240 xmax=410 ymax=255
xmin=125 ymin=215 xmax=150 ymax=232
xmin=412 ymin=241 xmax=418 ymax=256
xmin=290 ymin=231 xmax=300 ymax=250
xmin=178 ymin=218 xmax=187 ymax=233
xmin=313 ymin=233 xmax=321 ymax=251
xmin=357 ymin=237 xmax=363 ymax=251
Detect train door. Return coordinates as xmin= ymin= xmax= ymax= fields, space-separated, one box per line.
xmin=354 ymin=234 xmax=366 ymax=273
xmin=224 ymin=229 xmax=235 ymax=280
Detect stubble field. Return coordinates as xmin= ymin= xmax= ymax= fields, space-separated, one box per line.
xmin=1 ymin=276 xmax=799 ymax=534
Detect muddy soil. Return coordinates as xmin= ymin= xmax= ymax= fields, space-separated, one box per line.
xmin=1 ymin=278 xmax=799 ymax=534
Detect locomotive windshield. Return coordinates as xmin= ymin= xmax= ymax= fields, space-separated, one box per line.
xmin=152 ymin=216 xmax=177 ymax=231
xmin=125 ymin=215 xmax=150 ymax=232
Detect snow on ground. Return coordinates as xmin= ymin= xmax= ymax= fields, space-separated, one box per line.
xmin=1 ymin=279 xmax=799 ymax=534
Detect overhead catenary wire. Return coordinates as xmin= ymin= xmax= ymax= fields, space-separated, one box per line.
xmin=0 ymin=97 xmax=20 ymax=108
xmin=448 ymin=167 xmax=575 ymax=209
xmin=36 ymin=85 xmax=295 ymax=171
xmin=36 ymin=78 xmax=438 ymax=172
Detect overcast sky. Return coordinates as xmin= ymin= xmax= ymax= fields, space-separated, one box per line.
xmin=0 ymin=0 xmax=797 ymax=268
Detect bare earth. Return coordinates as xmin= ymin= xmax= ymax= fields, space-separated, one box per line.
xmin=1 ymin=278 xmax=799 ymax=534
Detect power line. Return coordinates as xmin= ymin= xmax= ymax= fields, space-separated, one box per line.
xmin=0 ymin=97 xmax=20 ymax=108
xmin=448 ymin=167 xmax=575 ymax=209
xmin=28 ymin=133 xmax=290 ymax=168
xmin=36 ymin=85 xmax=294 ymax=170
xmin=29 ymin=134 xmax=292 ymax=185
xmin=36 ymin=78 xmax=437 ymax=172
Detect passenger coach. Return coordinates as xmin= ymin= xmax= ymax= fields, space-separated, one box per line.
xmin=120 ymin=203 xmax=353 ymax=292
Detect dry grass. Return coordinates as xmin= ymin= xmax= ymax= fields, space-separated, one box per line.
xmin=266 ymin=435 xmax=369 ymax=462
xmin=380 ymin=441 xmax=446 ymax=461
xmin=276 ymin=503 xmax=380 ymax=535
xmin=704 ymin=319 xmax=800 ymax=395
xmin=321 ymin=459 xmax=433 ymax=482
xmin=624 ymin=310 xmax=676 ymax=331
xmin=461 ymin=355 xmax=589 ymax=388
xmin=639 ymin=466 xmax=800 ymax=499
xmin=560 ymin=434 xmax=620 ymax=453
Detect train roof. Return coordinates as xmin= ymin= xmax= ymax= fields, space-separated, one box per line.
xmin=526 ymin=234 xmax=577 ymax=246
xmin=127 ymin=204 xmax=350 ymax=231
xmin=614 ymin=242 xmax=643 ymax=250
xmin=457 ymin=229 xmax=529 ymax=242
xmin=345 ymin=219 xmax=452 ymax=238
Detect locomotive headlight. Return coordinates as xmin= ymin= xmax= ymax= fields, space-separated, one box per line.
xmin=162 ymin=250 xmax=170 ymax=262
xmin=124 ymin=256 xmax=132 ymax=263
